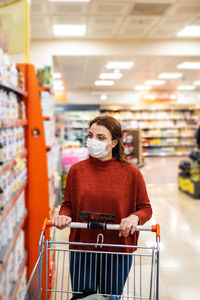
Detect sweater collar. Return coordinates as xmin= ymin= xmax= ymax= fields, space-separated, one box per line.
xmin=89 ymin=157 xmax=117 ymax=167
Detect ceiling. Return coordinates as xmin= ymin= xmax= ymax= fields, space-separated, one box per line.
xmin=30 ymin=0 xmax=200 ymax=97
xmin=53 ymin=55 xmax=200 ymax=92
xmin=31 ymin=0 xmax=200 ymax=40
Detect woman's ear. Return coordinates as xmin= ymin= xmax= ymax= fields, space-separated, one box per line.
xmin=112 ymin=139 xmax=118 ymax=148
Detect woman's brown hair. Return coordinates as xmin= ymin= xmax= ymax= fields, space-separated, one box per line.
xmin=88 ymin=115 xmax=128 ymax=162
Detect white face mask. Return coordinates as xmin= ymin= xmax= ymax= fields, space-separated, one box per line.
xmin=87 ymin=138 xmax=113 ymax=159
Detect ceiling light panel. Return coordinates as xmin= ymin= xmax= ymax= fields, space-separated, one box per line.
xmin=145 ymin=80 xmax=165 ymax=85
xmin=54 ymin=85 xmax=65 ymax=91
xmin=95 ymin=80 xmax=114 ymax=86
xmin=177 ymin=85 xmax=195 ymax=90
xmin=193 ymin=80 xmax=200 ymax=86
xmin=134 ymin=85 xmax=152 ymax=90
xmin=99 ymin=73 xmax=122 ymax=80
xmin=53 ymin=24 xmax=86 ymax=36
xmin=177 ymin=62 xmax=200 ymax=69
xmin=106 ymin=61 xmax=134 ymax=69
xmin=53 ymin=73 xmax=62 ymax=79
xmin=158 ymin=73 xmax=182 ymax=79
xmin=177 ymin=26 xmax=200 ymax=37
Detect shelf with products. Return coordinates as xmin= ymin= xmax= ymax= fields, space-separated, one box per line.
xmin=142 ymin=136 xmax=195 ymax=139
xmin=0 ymin=81 xmax=27 ymax=98
xmin=0 ymin=149 xmax=27 ymax=175
xmin=143 ymin=153 xmax=189 ymax=157
xmin=55 ymin=109 xmax=99 ymax=146
xmin=0 ymin=50 xmax=28 ymax=299
xmin=0 ymin=119 xmax=27 ymax=128
xmin=0 ymin=181 xmax=27 ymax=223
xmin=100 ymin=104 xmax=199 ymax=156
xmin=123 ymin=129 xmax=143 ymax=167
xmin=143 ymin=144 xmax=193 ymax=147
xmin=0 ymin=211 xmax=27 ymax=273
xmin=11 ymin=252 xmax=28 ymax=300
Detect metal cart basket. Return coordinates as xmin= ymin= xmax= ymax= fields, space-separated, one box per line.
xmin=24 ymin=219 xmax=160 ymax=300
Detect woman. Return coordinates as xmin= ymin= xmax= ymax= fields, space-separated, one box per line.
xmin=52 ymin=115 xmax=152 ymax=297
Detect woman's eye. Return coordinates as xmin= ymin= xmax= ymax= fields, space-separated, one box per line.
xmin=98 ymin=136 xmax=105 ymax=141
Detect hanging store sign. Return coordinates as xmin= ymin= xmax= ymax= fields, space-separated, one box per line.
xmin=0 ymin=0 xmax=25 ymax=54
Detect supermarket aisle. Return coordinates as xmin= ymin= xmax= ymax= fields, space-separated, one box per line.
xmin=141 ymin=157 xmax=200 ymax=300
xmin=54 ymin=157 xmax=200 ymax=300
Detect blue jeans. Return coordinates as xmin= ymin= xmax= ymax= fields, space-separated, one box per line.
xmin=70 ymin=252 xmax=132 ymax=296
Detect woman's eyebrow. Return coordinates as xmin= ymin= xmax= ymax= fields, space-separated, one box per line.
xmin=97 ymin=133 xmax=106 ymax=137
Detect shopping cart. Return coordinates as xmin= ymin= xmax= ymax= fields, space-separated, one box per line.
xmin=24 ymin=217 xmax=160 ymax=300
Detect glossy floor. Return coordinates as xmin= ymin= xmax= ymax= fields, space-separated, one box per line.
xmin=54 ymin=157 xmax=200 ymax=300
xmin=141 ymin=157 xmax=200 ymax=300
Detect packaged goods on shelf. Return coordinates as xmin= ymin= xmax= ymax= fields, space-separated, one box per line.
xmin=0 ymin=48 xmax=25 ymax=90
xmin=44 ymin=120 xmax=55 ymax=147
xmin=0 ymin=158 xmax=27 ymax=213
xmin=41 ymin=91 xmax=54 ymax=118
xmin=103 ymin=106 xmax=198 ymax=156
xmin=15 ymin=266 xmax=27 ymax=300
xmin=0 ymin=230 xmax=26 ymax=300
xmin=37 ymin=66 xmax=52 ymax=87
xmin=0 ymin=190 xmax=26 ymax=244
xmin=0 ymin=127 xmax=25 ymax=162
xmin=55 ymin=110 xmax=99 ymax=145
xmin=61 ymin=147 xmax=88 ymax=173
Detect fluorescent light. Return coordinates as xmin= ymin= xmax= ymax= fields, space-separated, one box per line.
xmin=53 ymin=73 xmax=62 ymax=79
xmin=49 ymin=0 xmax=90 ymax=2
xmin=177 ymin=85 xmax=195 ymax=90
xmin=99 ymin=73 xmax=122 ymax=80
xmin=54 ymin=79 xmax=63 ymax=86
xmin=95 ymin=80 xmax=114 ymax=86
xmin=194 ymin=80 xmax=200 ymax=86
xmin=54 ymin=80 xmax=64 ymax=89
xmin=54 ymin=86 xmax=65 ymax=91
xmin=177 ymin=26 xmax=200 ymax=37
xmin=134 ymin=85 xmax=152 ymax=90
xmin=106 ymin=61 xmax=134 ymax=69
xmin=158 ymin=73 xmax=182 ymax=79
xmin=177 ymin=62 xmax=200 ymax=69
xmin=145 ymin=80 xmax=165 ymax=86
xmin=100 ymin=94 xmax=108 ymax=101
xmin=53 ymin=24 xmax=86 ymax=37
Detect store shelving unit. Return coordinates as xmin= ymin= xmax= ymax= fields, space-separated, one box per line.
xmin=55 ymin=109 xmax=99 ymax=145
xmin=101 ymin=105 xmax=199 ymax=157
xmin=123 ymin=129 xmax=144 ymax=167
xmin=18 ymin=63 xmax=55 ymax=298
xmin=0 ymin=81 xmax=28 ymax=98
xmin=0 ymin=82 xmax=28 ymax=298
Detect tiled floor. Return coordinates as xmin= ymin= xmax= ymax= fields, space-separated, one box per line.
xmin=141 ymin=157 xmax=200 ymax=300
xmin=53 ymin=157 xmax=200 ymax=300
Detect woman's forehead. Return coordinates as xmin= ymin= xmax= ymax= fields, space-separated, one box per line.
xmin=89 ymin=123 xmax=111 ymax=136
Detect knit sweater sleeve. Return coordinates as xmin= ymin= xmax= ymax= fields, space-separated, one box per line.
xmin=133 ymin=169 xmax=152 ymax=225
xmin=59 ymin=167 xmax=73 ymax=218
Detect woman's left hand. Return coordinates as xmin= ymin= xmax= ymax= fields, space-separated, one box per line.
xmin=119 ymin=214 xmax=139 ymax=237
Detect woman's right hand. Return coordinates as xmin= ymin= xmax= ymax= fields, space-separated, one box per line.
xmin=51 ymin=215 xmax=72 ymax=230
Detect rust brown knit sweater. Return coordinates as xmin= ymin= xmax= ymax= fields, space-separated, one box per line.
xmin=59 ymin=157 xmax=152 ymax=252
